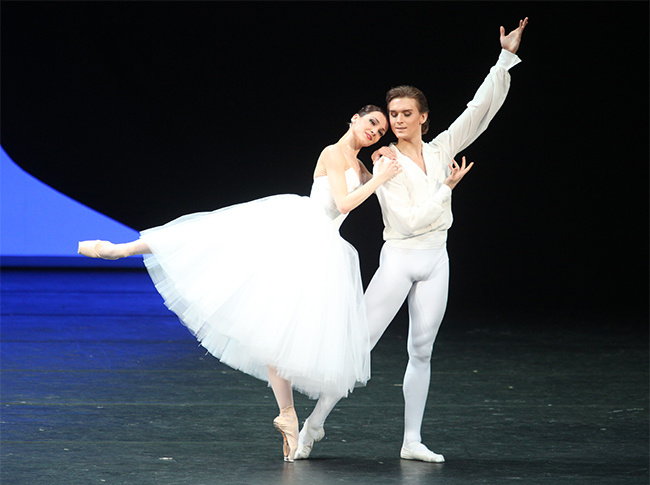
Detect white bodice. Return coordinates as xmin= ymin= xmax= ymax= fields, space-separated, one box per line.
xmin=309 ymin=168 xmax=361 ymax=230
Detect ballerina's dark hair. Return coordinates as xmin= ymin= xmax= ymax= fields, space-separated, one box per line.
xmin=385 ymin=85 xmax=430 ymax=135
xmin=356 ymin=104 xmax=387 ymax=119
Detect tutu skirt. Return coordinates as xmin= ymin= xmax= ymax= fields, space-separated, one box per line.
xmin=140 ymin=194 xmax=370 ymax=399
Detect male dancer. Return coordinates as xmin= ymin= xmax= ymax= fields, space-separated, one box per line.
xmin=295 ymin=17 xmax=528 ymax=462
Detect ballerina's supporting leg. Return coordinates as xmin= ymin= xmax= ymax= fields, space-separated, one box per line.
xmin=77 ymin=238 xmax=151 ymax=260
xmin=267 ymin=366 xmax=299 ymax=462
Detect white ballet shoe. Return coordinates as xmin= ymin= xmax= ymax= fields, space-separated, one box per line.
xmin=294 ymin=418 xmax=325 ymax=460
xmin=400 ymin=442 xmax=445 ymax=463
xmin=77 ymin=240 xmax=131 ymax=260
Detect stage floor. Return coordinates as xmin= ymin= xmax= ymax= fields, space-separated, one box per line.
xmin=1 ymin=267 xmax=647 ymax=484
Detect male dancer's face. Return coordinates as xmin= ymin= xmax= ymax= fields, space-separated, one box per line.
xmin=388 ymin=97 xmax=427 ymax=142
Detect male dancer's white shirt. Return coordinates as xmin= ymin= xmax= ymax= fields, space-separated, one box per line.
xmin=375 ymin=49 xmax=521 ymax=250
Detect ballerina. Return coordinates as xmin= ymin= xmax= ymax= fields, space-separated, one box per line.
xmin=78 ymin=105 xmax=401 ymax=462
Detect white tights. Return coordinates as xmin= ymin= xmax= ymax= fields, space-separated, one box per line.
xmin=306 ymin=244 xmax=449 ymax=446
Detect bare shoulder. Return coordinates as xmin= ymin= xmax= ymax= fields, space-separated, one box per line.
xmin=319 ymin=144 xmax=346 ymax=168
xmin=319 ymin=144 xmax=341 ymax=159
xmin=314 ymin=144 xmax=342 ymax=177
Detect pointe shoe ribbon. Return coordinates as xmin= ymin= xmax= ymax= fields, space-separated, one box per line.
xmin=273 ymin=406 xmax=299 ymax=462
xmin=400 ymin=442 xmax=445 ymax=463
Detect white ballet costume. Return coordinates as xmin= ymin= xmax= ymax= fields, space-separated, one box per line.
xmin=139 ymin=169 xmax=370 ymax=400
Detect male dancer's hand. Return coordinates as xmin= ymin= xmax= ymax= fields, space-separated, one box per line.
xmin=500 ymin=17 xmax=528 ymax=54
xmin=445 ymin=156 xmax=474 ymax=190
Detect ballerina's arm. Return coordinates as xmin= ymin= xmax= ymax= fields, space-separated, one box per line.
xmin=318 ymin=145 xmax=401 ymax=215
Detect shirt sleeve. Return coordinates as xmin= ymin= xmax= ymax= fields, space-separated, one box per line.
xmin=432 ymin=49 xmax=522 ymax=158
xmin=375 ymin=172 xmax=452 ymax=237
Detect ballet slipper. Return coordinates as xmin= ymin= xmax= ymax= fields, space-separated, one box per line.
xmin=77 ymin=240 xmax=132 ymax=260
xmin=273 ymin=405 xmax=299 ymax=462
xmin=400 ymin=442 xmax=445 ymax=463
xmin=294 ymin=417 xmax=325 ymax=460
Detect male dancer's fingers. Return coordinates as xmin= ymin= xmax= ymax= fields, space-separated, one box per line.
xmin=462 ymin=161 xmax=474 ymax=174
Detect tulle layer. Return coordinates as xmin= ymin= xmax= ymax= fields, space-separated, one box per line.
xmin=140 ymin=194 xmax=370 ymax=399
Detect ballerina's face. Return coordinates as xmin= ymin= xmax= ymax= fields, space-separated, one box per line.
xmin=388 ymin=97 xmax=428 ymax=141
xmin=351 ymin=112 xmax=388 ymax=147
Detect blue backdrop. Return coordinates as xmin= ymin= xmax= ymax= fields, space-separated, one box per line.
xmin=1 ymin=146 xmax=139 ymax=265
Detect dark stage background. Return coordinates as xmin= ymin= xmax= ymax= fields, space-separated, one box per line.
xmin=2 ymin=1 xmax=648 ymax=328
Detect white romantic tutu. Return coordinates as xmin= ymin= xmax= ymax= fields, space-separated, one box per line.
xmin=140 ymin=194 xmax=370 ymax=399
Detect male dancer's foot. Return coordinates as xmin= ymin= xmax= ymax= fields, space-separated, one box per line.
xmin=400 ymin=442 xmax=445 ymax=463
xmin=294 ymin=417 xmax=325 ymax=460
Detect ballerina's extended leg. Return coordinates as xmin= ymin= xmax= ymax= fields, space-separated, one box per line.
xmin=77 ymin=239 xmax=151 ymax=260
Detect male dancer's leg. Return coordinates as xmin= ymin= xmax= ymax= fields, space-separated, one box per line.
xmin=294 ymin=244 xmax=414 ymax=458
xmin=401 ymin=248 xmax=449 ymax=462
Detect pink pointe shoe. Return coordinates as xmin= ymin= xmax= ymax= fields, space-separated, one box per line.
xmin=273 ymin=405 xmax=299 ymax=462
xmin=77 ymin=240 xmax=132 ymax=260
